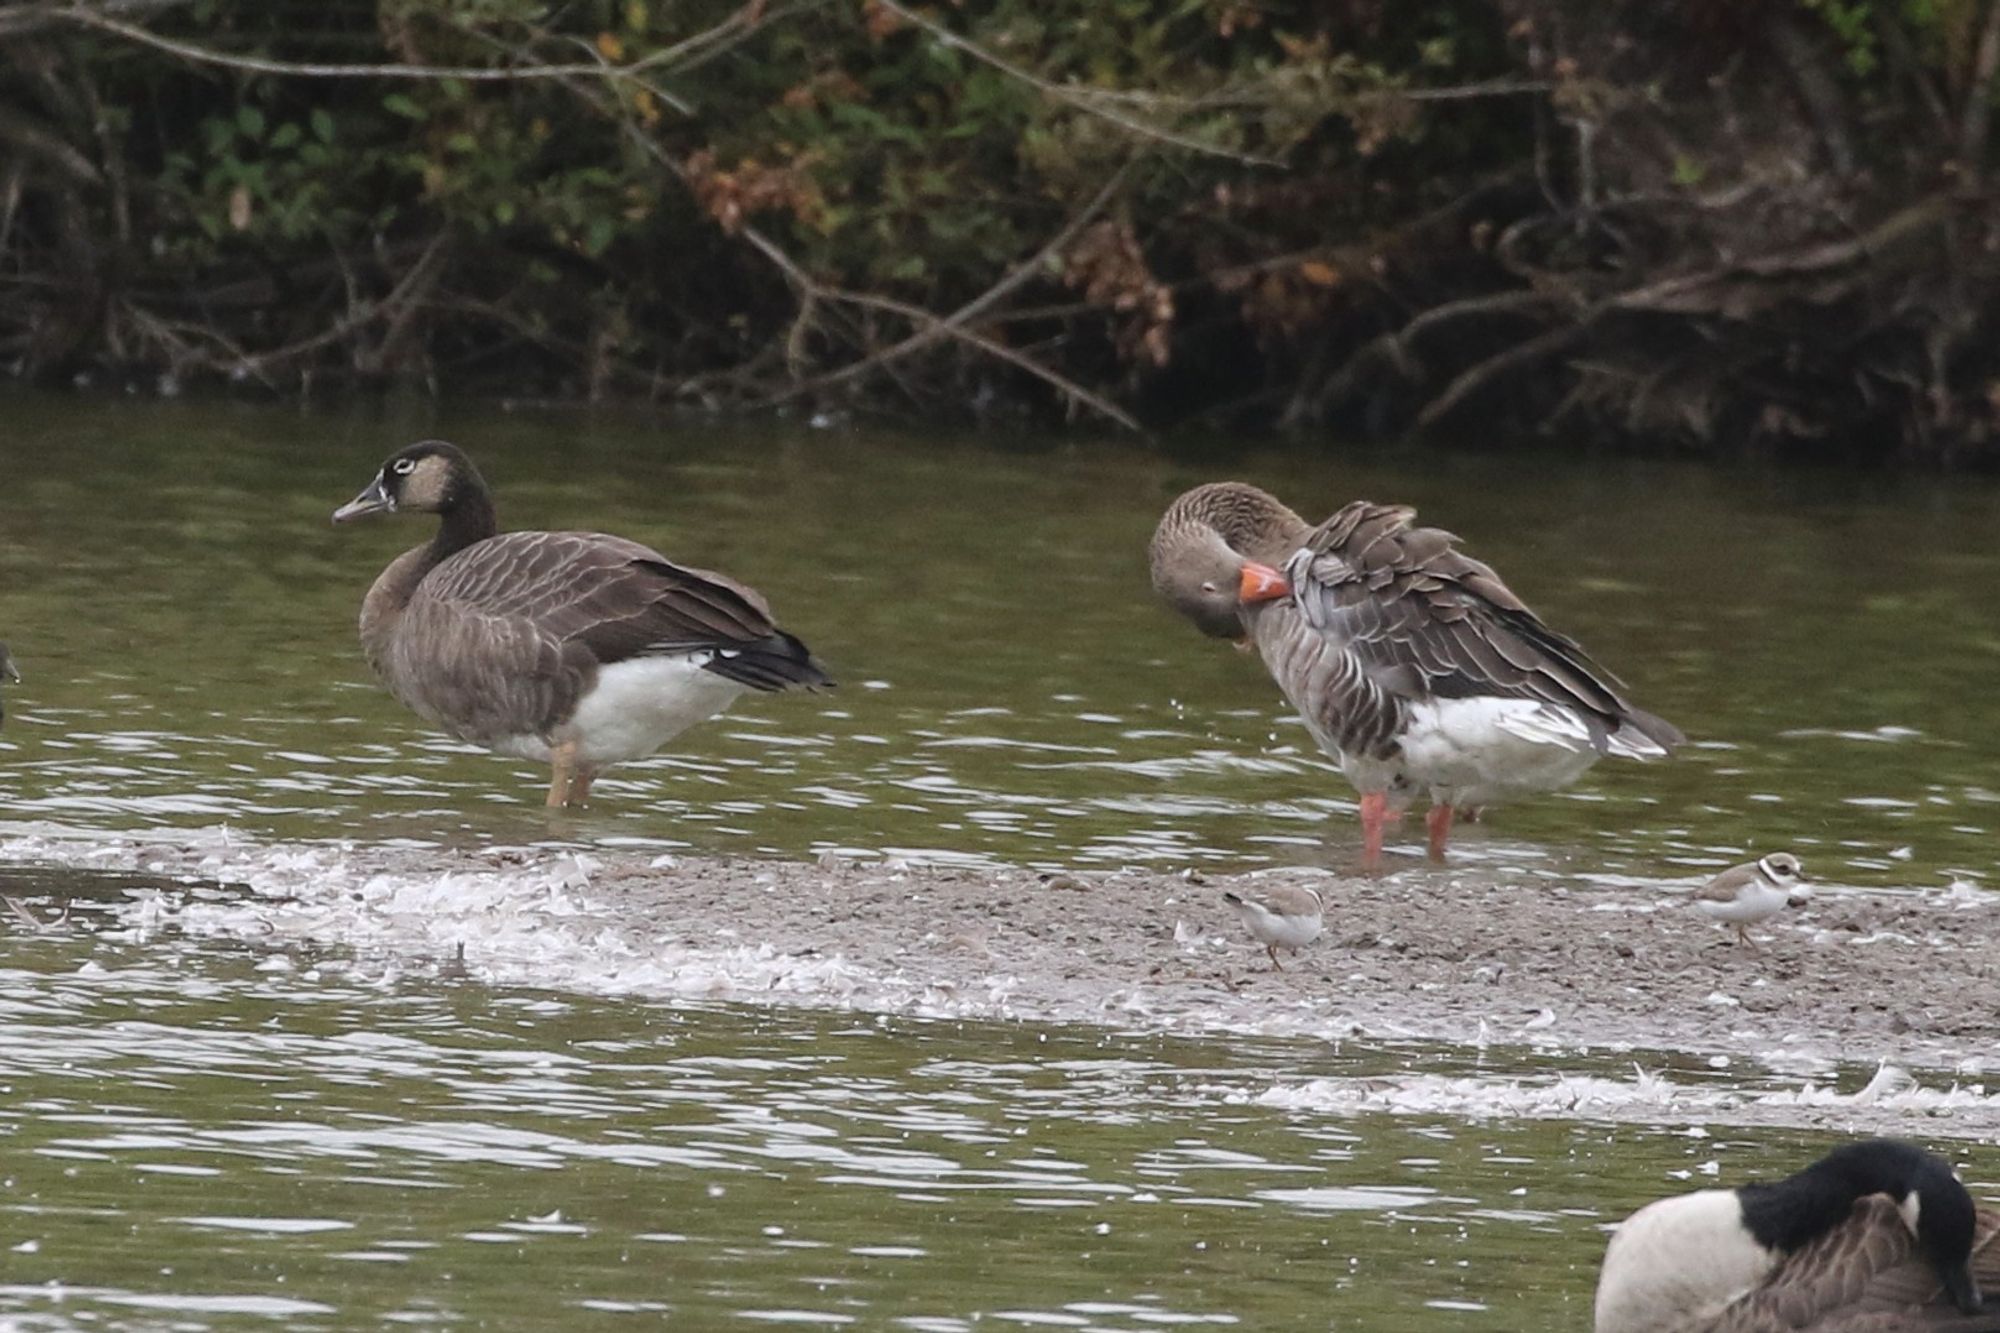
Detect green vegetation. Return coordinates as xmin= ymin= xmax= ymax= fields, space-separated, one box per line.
xmin=5 ymin=0 xmax=2000 ymax=459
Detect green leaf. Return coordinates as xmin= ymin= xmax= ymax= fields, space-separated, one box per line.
xmin=235 ymin=105 xmax=265 ymax=140
xmin=269 ymin=123 xmax=302 ymax=149
xmin=310 ymin=108 xmax=336 ymax=144
xmin=383 ymin=93 xmax=426 ymax=120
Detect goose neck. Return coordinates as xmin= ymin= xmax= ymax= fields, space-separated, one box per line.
xmin=426 ymin=489 xmax=498 ymax=567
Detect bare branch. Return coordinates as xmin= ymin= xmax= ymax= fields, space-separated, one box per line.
xmin=560 ymin=71 xmax=1145 ymax=431
xmin=1874 ymin=8 xmax=1950 ymax=135
xmin=238 ymin=229 xmax=451 ymax=376
xmin=871 ymin=0 xmax=1282 ymax=167
xmin=1397 ymin=78 xmax=1557 ymax=103
xmin=1764 ymin=13 xmax=1857 ymax=176
xmin=1962 ymin=0 xmax=2000 ymax=186
xmin=754 ymin=159 xmax=1138 ymax=411
xmin=823 ymin=281 xmax=1143 ymax=431
xmin=1415 ymin=320 xmax=1595 ymax=431
xmin=53 ymin=8 xmax=620 ymax=80
xmin=0 ymin=0 xmax=187 ymax=39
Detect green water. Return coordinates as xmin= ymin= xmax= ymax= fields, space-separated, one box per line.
xmin=2 ymin=394 xmax=1997 ymax=1327
xmin=0 ymin=869 xmax=1868 ymax=1331
xmin=4 ymin=394 xmax=1998 ymax=882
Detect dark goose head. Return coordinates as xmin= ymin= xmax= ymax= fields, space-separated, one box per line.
xmin=334 ymin=440 xmax=499 ymax=559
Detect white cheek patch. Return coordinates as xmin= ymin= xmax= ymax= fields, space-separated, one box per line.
xmin=1900 ymin=1190 xmax=1922 ymax=1237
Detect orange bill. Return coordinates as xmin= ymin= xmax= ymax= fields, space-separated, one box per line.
xmin=1238 ymin=562 xmax=1291 ymax=603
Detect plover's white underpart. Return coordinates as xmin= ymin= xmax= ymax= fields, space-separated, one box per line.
xmin=1221 ymin=884 xmax=1324 ymax=970
xmin=1694 ymin=852 xmax=1809 ymax=950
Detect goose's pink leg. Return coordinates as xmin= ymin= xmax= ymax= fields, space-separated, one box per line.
xmin=1425 ymin=804 xmax=1455 ymax=861
xmin=1359 ymin=792 xmax=1390 ymax=867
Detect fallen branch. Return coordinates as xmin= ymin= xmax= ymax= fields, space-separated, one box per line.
xmin=1305 ymin=288 xmax=1567 ymax=427
xmin=1414 ymin=318 xmax=1596 ymax=430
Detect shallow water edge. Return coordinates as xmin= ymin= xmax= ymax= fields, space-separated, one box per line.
xmin=5 ymin=826 xmax=1994 ymax=1138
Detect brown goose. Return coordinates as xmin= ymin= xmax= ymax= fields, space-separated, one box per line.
xmin=333 ymin=441 xmax=831 ymax=806
xmin=1151 ymin=482 xmax=1681 ymax=863
xmin=0 ymin=643 xmax=16 ymax=726
xmin=1594 ymin=1139 xmax=1998 ymax=1333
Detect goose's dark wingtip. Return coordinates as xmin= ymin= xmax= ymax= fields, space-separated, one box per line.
xmin=700 ymin=633 xmax=836 ymax=693
xmin=1628 ymin=707 xmax=1686 ymax=753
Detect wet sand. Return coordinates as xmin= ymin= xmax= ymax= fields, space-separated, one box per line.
xmin=7 ymin=828 xmax=1997 ymax=1133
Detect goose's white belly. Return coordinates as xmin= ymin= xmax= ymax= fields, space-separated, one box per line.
xmin=1697 ymin=881 xmax=1789 ymax=925
xmin=1395 ymin=697 xmax=1603 ymax=807
xmin=1593 ymin=1190 xmax=1773 ymax=1333
xmin=495 ymin=655 xmax=748 ymax=765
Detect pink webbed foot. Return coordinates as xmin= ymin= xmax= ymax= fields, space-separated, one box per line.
xmin=1358 ymin=791 xmax=1391 ymax=869
xmin=1425 ymin=804 xmax=1455 ymax=861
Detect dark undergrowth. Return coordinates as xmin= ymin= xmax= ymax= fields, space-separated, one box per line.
xmin=7 ymin=0 xmax=2000 ymax=462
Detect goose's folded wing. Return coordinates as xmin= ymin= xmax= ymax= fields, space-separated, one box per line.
xmin=1287 ymin=501 xmax=1682 ymax=751
xmin=415 ymin=531 xmax=828 ymax=694
xmin=420 ymin=533 xmax=773 ymax=649
xmin=1704 ymin=1199 xmax=2000 ymax=1332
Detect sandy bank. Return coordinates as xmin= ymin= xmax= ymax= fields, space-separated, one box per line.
xmin=5 ymin=827 xmax=1997 ymax=1135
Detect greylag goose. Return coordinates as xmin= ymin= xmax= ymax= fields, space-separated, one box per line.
xmin=333 ymin=441 xmax=831 ymax=806
xmin=1150 ymin=482 xmax=1681 ymax=864
xmin=1594 ymin=1139 xmax=1996 ymax=1333
xmin=1695 ymin=853 xmax=1809 ymax=949
xmin=0 ymin=644 xmax=16 ymax=725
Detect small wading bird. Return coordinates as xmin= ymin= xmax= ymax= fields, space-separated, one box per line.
xmin=1593 ymin=1138 xmax=1998 ymax=1333
xmin=1150 ymin=483 xmax=1681 ymax=865
xmin=0 ymin=643 xmax=16 ymax=726
xmin=1694 ymin=852 xmax=1809 ymax=950
xmin=334 ymin=441 xmax=831 ymax=807
xmin=1220 ymin=884 xmax=1324 ymax=970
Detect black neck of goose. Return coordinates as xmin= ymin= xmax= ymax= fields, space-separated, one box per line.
xmin=1738 ymin=1140 xmax=1961 ymax=1257
xmin=427 ymin=486 xmax=498 ymax=566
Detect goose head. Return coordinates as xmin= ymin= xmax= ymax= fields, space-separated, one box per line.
xmin=1596 ymin=1138 xmax=1984 ymax=1333
xmin=0 ymin=643 xmax=17 ymax=685
xmin=1838 ymin=1139 xmax=1982 ymax=1313
xmin=1149 ymin=483 xmax=1309 ymax=640
xmin=333 ymin=441 xmax=489 ymax=525
xmin=1736 ymin=1139 xmax=1982 ymax=1315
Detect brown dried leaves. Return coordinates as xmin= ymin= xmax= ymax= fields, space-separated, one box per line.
xmin=1063 ymin=218 xmax=1174 ymax=368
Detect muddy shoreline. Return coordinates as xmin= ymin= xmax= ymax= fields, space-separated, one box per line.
xmin=6 ymin=828 xmax=1998 ymax=1133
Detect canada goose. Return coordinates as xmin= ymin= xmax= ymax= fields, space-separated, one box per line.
xmin=1695 ymin=853 xmax=1810 ymax=950
xmin=1220 ymin=884 xmax=1323 ymax=970
xmin=333 ymin=441 xmax=832 ymax=806
xmin=1150 ymin=483 xmax=1681 ymax=865
xmin=0 ymin=643 xmax=16 ymax=726
xmin=1595 ymin=1138 xmax=1997 ymax=1333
